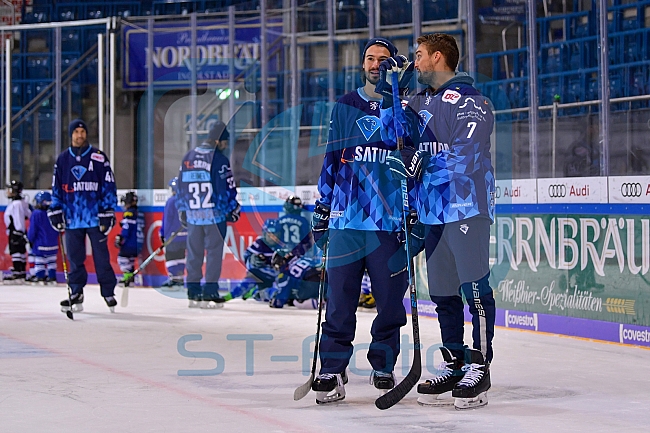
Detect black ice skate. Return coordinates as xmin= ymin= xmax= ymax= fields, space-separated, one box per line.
xmin=417 ymin=346 xmax=465 ymax=407
xmin=160 ymin=278 xmax=184 ymax=290
xmin=201 ymin=294 xmax=226 ymax=309
xmin=4 ymin=271 xmax=26 ymax=284
xmin=370 ymin=370 xmax=395 ymax=395
xmin=104 ymin=296 xmax=117 ymax=313
xmin=452 ymin=348 xmax=490 ymax=410
xmin=312 ymin=373 xmax=346 ymax=404
xmin=60 ymin=293 xmax=84 ymax=313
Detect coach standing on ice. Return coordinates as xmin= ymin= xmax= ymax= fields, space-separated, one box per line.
xmin=309 ymin=37 xmax=410 ymax=404
xmin=385 ymin=33 xmax=496 ymax=409
xmin=49 ymin=119 xmax=118 ymax=313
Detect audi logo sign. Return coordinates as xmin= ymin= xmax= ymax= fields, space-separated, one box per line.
xmin=547 ymin=184 xmax=567 ymax=198
xmin=620 ymin=182 xmax=643 ymax=198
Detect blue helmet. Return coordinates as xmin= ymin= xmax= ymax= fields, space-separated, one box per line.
xmin=168 ymin=177 xmax=178 ymax=195
xmin=283 ymin=195 xmax=303 ymax=214
xmin=34 ymin=191 xmax=52 ymax=208
xmin=262 ymin=219 xmax=280 ymax=245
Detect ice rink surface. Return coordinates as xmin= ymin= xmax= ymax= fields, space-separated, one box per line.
xmin=1 ymin=284 xmax=649 ymax=433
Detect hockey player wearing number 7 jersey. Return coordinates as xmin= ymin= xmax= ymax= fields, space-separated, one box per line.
xmin=383 ymin=33 xmax=496 ymax=409
xmin=176 ymin=120 xmax=240 ymax=308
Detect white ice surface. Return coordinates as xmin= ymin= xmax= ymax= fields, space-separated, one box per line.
xmin=1 ymin=284 xmax=649 ymax=433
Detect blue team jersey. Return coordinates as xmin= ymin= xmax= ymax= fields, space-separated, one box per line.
xmin=51 ymin=145 xmax=117 ymax=229
xmin=405 ymin=74 xmax=495 ymax=225
xmin=176 ymin=143 xmax=239 ymax=225
xmin=317 ymin=88 xmax=406 ymax=232
xmin=27 ymin=209 xmax=59 ymax=256
xmin=277 ymin=212 xmax=312 ymax=256
xmin=162 ymin=195 xmax=187 ymax=244
xmin=119 ymin=206 xmax=145 ymax=256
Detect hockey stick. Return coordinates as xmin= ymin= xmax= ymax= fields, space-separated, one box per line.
xmin=293 ymin=241 xmax=328 ymax=401
xmin=120 ymin=226 xmax=182 ymax=307
xmin=59 ymin=232 xmax=74 ymax=320
xmin=375 ymin=74 xmax=421 ymax=410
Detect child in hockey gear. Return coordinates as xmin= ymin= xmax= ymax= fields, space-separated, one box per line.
xmin=177 ymin=120 xmax=239 ymax=308
xmin=27 ymin=191 xmax=59 ymax=284
xmin=51 ymin=118 xmax=118 ymax=311
xmin=160 ymin=177 xmax=187 ymax=288
xmin=417 ymin=346 xmax=465 ymax=406
xmin=225 ymin=219 xmax=280 ymax=301
xmin=312 ymin=370 xmax=349 ymax=404
xmin=357 ymin=271 xmax=375 ymax=309
xmin=452 ymin=348 xmax=490 ymax=410
xmin=115 ymin=192 xmax=145 ymax=285
xmin=4 ymin=180 xmax=31 ymax=281
xmin=269 ymin=255 xmax=322 ymax=308
xmin=277 ymin=196 xmax=313 ymax=257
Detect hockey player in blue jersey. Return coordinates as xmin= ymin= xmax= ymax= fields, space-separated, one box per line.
xmin=160 ymin=177 xmax=187 ymax=288
xmin=276 ymin=196 xmax=313 ymax=257
xmin=176 ymin=120 xmax=240 ymax=308
xmin=115 ymin=191 xmax=145 ymax=285
xmin=225 ymin=218 xmax=280 ymax=302
xmin=4 ymin=180 xmax=32 ymax=281
xmin=382 ymin=33 xmax=496 ymax=409
xmin=49 ymin=118 xmax=118 ymax=313
xmin=269 ymin=254 xmax=323 ymax=309
xmin=309 ymin=37 xmax=411 ymax=404
xmin=27 ymin=191 xmax=59 ymax=284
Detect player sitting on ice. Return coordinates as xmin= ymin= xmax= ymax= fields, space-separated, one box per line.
xmin=224 ymin=219 xmax=281 ymax=301
xmin=115 ymin=192 xmax=145 ymax=285
xmin=269 ymin=252 xmax=324 ymax=309
xmin=26 ymin=191 xmax=59 ymax=284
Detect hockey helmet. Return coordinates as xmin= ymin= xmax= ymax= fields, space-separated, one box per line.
xmin=6 ymin=180 xmax=23 ymax=198
xmin=168 ymin=177 xmax=179 ymax=195
xmin=121 ymin=191 xmax=138 ymax=207
xmin=34 ymin=191 xmax=52 ymax=208
xmin=283 ymin=195 xmax=303 ymax=214
xmin=262 ymin=218 xmax=280 ymax=245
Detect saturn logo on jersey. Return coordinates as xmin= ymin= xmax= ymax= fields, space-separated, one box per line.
xmin=354 ymin=146 xmax=389 ymax=164
xmin=356 ymin=115 xmax=380 ymax=141
xmin=418 ymin=110 xmax=433 ymax=136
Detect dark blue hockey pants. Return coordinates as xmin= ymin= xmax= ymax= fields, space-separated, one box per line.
xmin=65 ymin=227 xmax=117 ymax=298
xmin=319 ymin=229 xmax=408 ymax=374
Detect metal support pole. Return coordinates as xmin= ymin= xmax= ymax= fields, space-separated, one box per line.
xmin=368 ymin=0 xmax=376 ymax=38
xmin=5 ymin=38 xmax=11 ymax=185
xmin=412 ymin=0 xmax=421 ymax=44
xmin=146 ymin=17 xmax=154 ymax=188
xmin=327 ymin=0 xmax=335 ymax=103
xmin=551 ymin=98 xmax=558 ymax=177
xmin=109 ymin=18 xmax=116 ymax=164
xmin=526 ymin=0 xmax=539 ymax=179
xmin=290 ymin=0 xmax=298 ymax=109
xmin=55 ymin=27 xmax=62 ymax=158
xmin=598 ymin=0 xmax=610 ymax=177
xmin=228 ymin=6 xmax=236 ymax=158
xmin=466 ymin=0 xmax=476 ymax=75
xmin=260 ymin=0 xmax=269 ymax=126
xmin=97 ymin=33 xmax=104 ymax=151
xmin=191 ymin=12 xmax=197 ymax=150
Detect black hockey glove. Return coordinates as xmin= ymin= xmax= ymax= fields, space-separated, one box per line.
xmin=114 ymin=235 xmax=124 ymax=249
xmin=387 ymin=148 xmax=429 ymax=181
xmin=311 ymin=203 xmax=330 ymax=250
xmin=249 ymin=253 xmax=267 ymax=269
xmin=271 ymin=249 xmax=293 ymax=271
xmin=98 ymin=210 xmax=115 ymax=234
xmin=226 ymin=203 xmax=241 ymax=223
xmin=47 ymin=208 xmax=66 ymax=232
xmin=375 ymin=55 xmax=414 ymax=107
xmin=406 ymin=209 xmax=426 ymax=257
xmin=160 ymin=233 xmax=165 ymax=245
xmin=178 ymin=210 xmax=188 ymax=228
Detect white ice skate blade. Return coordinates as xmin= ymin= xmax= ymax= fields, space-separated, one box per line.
xmin=315 ymin=386 xmax=345 ymax=405
xmin=61 ymin=304 xmax=84 ymax=313
xmin=188 ymin=300 xmax=202 ymax=308
xmin=454 ymin=391 xmax=488 ymax=410
xmin=108 ymin=307 xmax=115 ymax=313
xmin=417 ymin=392 xmax=455 ymax=407
xmin=200 ymin=301 xmax=224 ymax=309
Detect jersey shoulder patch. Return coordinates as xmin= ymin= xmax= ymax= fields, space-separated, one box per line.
xmin=91 ymin=152 xmax=105 ymax=162
xmin=441 ymin=89 xmax=462 ymax=104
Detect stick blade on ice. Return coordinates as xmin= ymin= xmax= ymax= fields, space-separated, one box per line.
xmin=120 ymin=286 xmax=129 ymax=307
xmin=293 ymin=373 xmax=314 ymax=401
xmin=375 ymin=354 xmax=421 ymax=410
